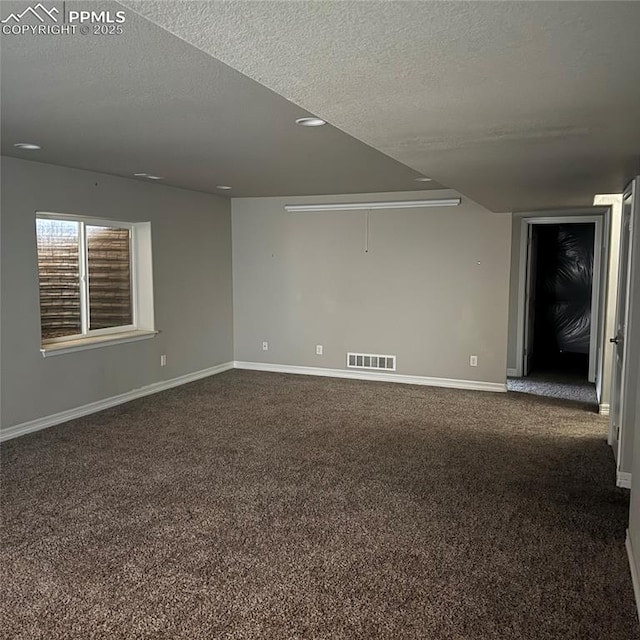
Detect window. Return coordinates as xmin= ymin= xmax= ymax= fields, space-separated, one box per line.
xmin=35 ymin=213 xmax=155 ymax=354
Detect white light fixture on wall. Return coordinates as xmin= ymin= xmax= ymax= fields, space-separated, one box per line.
xmin=284 ymin=198 xmax=461 ymax=212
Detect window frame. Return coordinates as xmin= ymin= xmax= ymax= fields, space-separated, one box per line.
xmin=36 ymin=212 xmax=140 ymax=346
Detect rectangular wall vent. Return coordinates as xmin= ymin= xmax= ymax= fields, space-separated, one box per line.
xmin=347 ymin=352 xmax=396 ymax=371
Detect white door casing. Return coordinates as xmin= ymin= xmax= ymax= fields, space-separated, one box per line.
xmin=611 ymin=183 xmax=636 ymax=466
xmin=523 ymin=224 xmax=538 ymax=376
xmin=516 ymin=215 xmax=604 ymax=382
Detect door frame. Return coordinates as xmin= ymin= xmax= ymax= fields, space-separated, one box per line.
xmin=514 ymin=214 xmax=605 ymax=381
xmin=611 ymin=180 xmax=638 ymax=466
xmin=522 ymin=223 xmax=538 ymax=376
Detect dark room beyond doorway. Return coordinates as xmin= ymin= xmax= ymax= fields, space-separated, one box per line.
xmin=531 ymin=223 xmax=594 ymax=379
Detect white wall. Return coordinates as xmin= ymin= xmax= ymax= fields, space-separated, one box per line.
xmin=232 ymin=190 xmax=512 ymax=385
xmin=593 ymin=197 xmax=623 ymax=412
xmin=0 ymin=157 xmax=233 ymax=432
xmin=620 ymin=184 xmax=640 ymax=480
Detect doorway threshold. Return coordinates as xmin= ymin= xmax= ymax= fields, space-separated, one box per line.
xmin=507 ymin=371 xmax=598 ymax=410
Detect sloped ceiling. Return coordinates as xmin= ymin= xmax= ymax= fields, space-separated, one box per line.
xmin=1 ymin=1 xmax=436 ymax=197
xmin=122 ymin=0 xmax=640 ymax=212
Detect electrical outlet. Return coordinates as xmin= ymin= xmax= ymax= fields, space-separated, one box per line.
xmin=262 ymin=341 xmax=269 ymax=351
xmin=316 ymin=345 xmax=323 ymax=356
xmin=469 ymin=355 xmax=478 ymax=367
xmin=160 ymin=354 xmax=167 ymax=367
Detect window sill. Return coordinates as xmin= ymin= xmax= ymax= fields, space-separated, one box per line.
xmin=40 ymin=330 xmax=158 ymax=358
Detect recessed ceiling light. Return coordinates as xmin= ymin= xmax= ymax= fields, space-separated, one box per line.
xmin=216 ymin=185 xmax=232 ymax=190
xmin=415 ymin=177 xmax=432 ymax=182
xmin=295 ymin=117 xmax=327 ymax=127
xmin=134 ymin=173 xmax=164 ymax=180
xmin=14 ymin=142 xmax=40 ymax=150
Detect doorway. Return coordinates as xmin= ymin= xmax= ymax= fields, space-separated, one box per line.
xmin=513 ymin=215 xmax=604 ymax=406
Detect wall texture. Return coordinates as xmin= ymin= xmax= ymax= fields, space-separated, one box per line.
xmin=232 ymin=190 xmax=511 ymax=385
xmin=0 ymin=157 xmax=233 ymax=431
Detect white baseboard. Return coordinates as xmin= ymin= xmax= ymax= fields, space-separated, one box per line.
xmin=617 ymin=471 xmax=632 ymax=489
xmin=626 ymin=532 xmax=640 ymax=623
xmin=234 ymin=361 xmax=507 ymax=393
xmin=506 ymin=368 xmax=519 ymax=377
xmin=0 ymin=360 xmax=508 ymax=443
xmin=0 ymin=361 xmax=234 ymax=443
xmin=600 ymin=403 xmax=610 ymax=416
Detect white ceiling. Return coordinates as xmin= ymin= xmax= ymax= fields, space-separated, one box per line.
xmin=0 ymin=1 xmax=437 ymax=197
xmin=122 ymin=0 xmax=640 ymax=212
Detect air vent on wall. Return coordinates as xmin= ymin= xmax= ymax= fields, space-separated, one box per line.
xmin=347 ymin=352 xmax=396 ymax=371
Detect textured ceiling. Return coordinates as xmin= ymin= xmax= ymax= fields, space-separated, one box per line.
xmin=0 ymin=1 xmax=436 ymax=197
xmin=122 ymin=0 xmax=640 ymax=212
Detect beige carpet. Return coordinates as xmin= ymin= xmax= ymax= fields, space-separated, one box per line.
xmin=1 ymin=370 xmax=638 ymax=639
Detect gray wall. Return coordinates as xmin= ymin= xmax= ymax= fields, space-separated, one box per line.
xmin=626 ymin=177 xmax=640 ymax=597
xmin=232 ymin=190 xmax=511 ymax=384
xmin=0 ymin=157 xmax=233 ymax=430
xmin=629 ymin=361 xmax=640 ymax=602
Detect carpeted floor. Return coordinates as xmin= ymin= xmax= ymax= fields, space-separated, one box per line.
xmin=507 ymin=370 xmax=598 ymax=409
xmin=1 ymin=370 xmax=638 ymax=639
